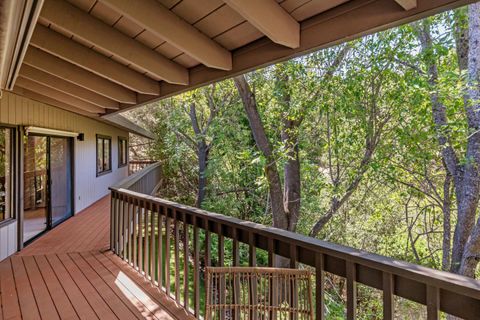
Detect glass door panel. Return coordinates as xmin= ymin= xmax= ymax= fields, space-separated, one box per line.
xmin=50 ymin=137 xmax=73 ymax=226
xmin=0 ymin=128 xmax=12 ymax=223
xmin=23 ymin=136 xmax=48 ymax=242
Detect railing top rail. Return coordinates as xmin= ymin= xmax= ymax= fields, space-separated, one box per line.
xmin=129 ymin=159 xmax=157 ymax=163
xmin=112 ymin=187 xmax=480 ymax=301
xmin=111 ymin=162 xmax=161 ymax=190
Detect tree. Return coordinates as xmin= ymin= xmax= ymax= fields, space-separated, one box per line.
xmin=415 ymin=4 xmax=480 ymax=276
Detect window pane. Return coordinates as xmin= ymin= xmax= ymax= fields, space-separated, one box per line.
xmin=0 ymin=128 xmax=11 ymax=222
xmin=104 ymin=139 xmax=111 ymax=171
xmin=97 ymin=138 xmax=104 ymax=173
xmin=119 ymin=139 xmax=127 ymax=166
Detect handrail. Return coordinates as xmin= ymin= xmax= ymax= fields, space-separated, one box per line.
xmin=112 ymin=162 xmax=161 ymax=195
xmin=110 ymin=187 xmax=480 ymax=319
xmin=128 ymin=160 xmax=157 ymax=175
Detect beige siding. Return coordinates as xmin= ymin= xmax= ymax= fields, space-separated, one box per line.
xmin=0 ymin=91 xmax=129 ymax=258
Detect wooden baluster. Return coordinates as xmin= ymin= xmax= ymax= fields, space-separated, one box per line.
xmin=382 ymin=272 xmax=394 ymax=320
xmin=137 ymin=200 xmax=144 ymax=274
xmin=113 ymin=194 xmax=119 ymax=254
xmin=193 ymin=216 xmax=200 ymax=318
xmin=143 ymin=202 xmax=149 ymax=277
xmin=205 ymin=220 xmax=211 ymax=267
xmin=249 ymin=232 xmax=256 ymax=267
xmin=127 ymin=198 xmax=133 ymax=264
xmin=233 ymin=228 xmax=240 ymax=266
xmin=174 ymin=209 xmax=180 ymax=302
xmin=268 ymin=238 xmax=275 ymax=267
xmin=110 ymin=193 xmax=115 ymax=251
xmin=426 ymin=286 xmax=439 ymax=320
xmin=122 ymin=195 xmax=128 ymax=259
xmin=150 ymin=202 xmax=156 ymax=282
xmin=165 ymin=209 xmax=172 ymax=296
xmin=346 ymin=261 xmax=357 ymax=320
xmin=315 ymin=254 xmax=325 ymax=320
xmin=132 ymin=198 xmax=138 ymax=270
xmin=157 ymin=205 xmax=163 ymax=290
xmin=183 ymin=211 xmax=189 ymax=310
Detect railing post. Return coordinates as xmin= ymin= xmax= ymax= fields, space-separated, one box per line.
xmin=346 ymin=261 xmax=357 ymax=320
xmin=383 ymin=272 xmax=394 ymax=320
xmin=315 ymin=254 xmax=325 ymax=320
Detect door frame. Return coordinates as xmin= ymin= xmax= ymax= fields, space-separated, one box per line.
xmin=21 ymin=131 xmax=75 ymax=245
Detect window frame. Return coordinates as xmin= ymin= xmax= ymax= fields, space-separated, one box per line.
xmin=0 ymin=124 xmax=16 ymax=226
xmin=96 ymin=134 xmax=112 ymax=177
xmin=118 ymin=136 xmax=128 ymax=168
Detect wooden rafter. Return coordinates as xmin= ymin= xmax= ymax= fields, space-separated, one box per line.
xmin=100 ymin=0 xmax=232 ymax=70
xmin=12 ymin=87 xmax=97 ymax=117
xmin=19 ymin=64 xmax=120 ymax=109
xmin=223 ymin=0 xmax=300 ymax=48
xmin=31 ymin=25 xmax=160 ymax=95
xmin=23 ymin=47 xmax=137 ymax=104
xmin=394 ymin=0 xmax=417 ymax=10
xmin=15 ymin=77 xmax=106 ymax=114
xmin=40 ymin=0 xmax=189 ymax=85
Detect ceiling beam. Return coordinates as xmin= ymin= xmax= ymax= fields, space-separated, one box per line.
xmin=40 ymin=0 xmax=189 ymax=85
xmin=23 ymin=47 xmax=137 ymax=104
xmin=19 ymin=64 xmax=119 ymax=109
xmin=15 ymin=77 xmax=106 ymax=114
xmin=223 ymin=0 xmax=300 ymax=48
xmin=395 ymin=0 xmax=417 ymax=10
xmin=12 ymin=87 xmax=97 ymax=117
xmin=30 ymin=25 xmax=160 ymax=95
xmin=100 ymin=0 xmax=232 ymax=70
xmin=105 ymin=0 xmax=475 ymax=115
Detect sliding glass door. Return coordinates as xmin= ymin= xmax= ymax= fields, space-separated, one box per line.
xmin=50 ymin=137 xmax=73 ymax=226
xmin=24 ymin=135 xmax=73 ymax=243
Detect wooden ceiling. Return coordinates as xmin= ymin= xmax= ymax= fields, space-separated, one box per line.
xmin=6 ymin=0 xmax=477 ymax=118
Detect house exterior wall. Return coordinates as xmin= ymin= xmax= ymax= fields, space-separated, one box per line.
xmin=0 ymin=91 xmax=128 ymax=259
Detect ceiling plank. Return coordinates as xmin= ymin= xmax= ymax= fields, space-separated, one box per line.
xmin=223 ymin=0 xmax=300 ymax=48
xmin=100 ymin=0 xmax=232 ymax=70
xmin=19 ymin=64 xmax=120 ymax=109
xmin=40 ymin=0 xmax=189 ymax=85
xmin=105 ymin=0 xmax=475 ymax=115
xmin=15 ymin=77 xmax=106 ymax=114
xmin=12 ymin=87 xmax=97 ymax=117
xmin=394 ymin=0 xmax=417 ymax=10
xmin=23 ymin=47 xmax=137 ymax=104
xmin=30 ymin=25 xmax=160 ymax=95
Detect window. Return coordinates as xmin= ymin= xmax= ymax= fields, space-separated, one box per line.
xmin=96 ymin=135 xmax=111 ymax=176
xmin=118 ymin=137 xmax=128 ymax=168
xmin=0 ymin=127 xmax=13 ymax=222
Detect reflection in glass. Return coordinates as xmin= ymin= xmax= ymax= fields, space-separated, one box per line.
xmin=50 ymin=137 xmax=73 ymax=226
xmin=0 ymin=128 xmax=11 ymax=222
xmin=23 ymin=136 xmax=48 ymax=241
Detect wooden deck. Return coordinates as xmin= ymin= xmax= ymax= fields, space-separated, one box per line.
xmin=0 ymin=196 xmax=194 ymax=320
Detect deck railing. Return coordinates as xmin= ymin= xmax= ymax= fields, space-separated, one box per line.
xmin=110 ymin=165 xmax=480 ymax=320
xmin=129 ymin=160 xmax=157 ymax=175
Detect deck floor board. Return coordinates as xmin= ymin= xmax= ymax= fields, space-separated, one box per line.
xmin=0 ymin=196 xmax=193 ymax=320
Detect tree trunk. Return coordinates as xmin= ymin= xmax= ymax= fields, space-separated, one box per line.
xmin=234 ymin=75 xmax=289 ymax=231
xmin=196 ymin=141 xmax=209 ymax=208
xmin=457 ymin=3 xmax=480 ymax=277
xmin=442 ymin=169 xmax=452 ymax=271
xmin=417 ymin=6 xmax=480 ymax=275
